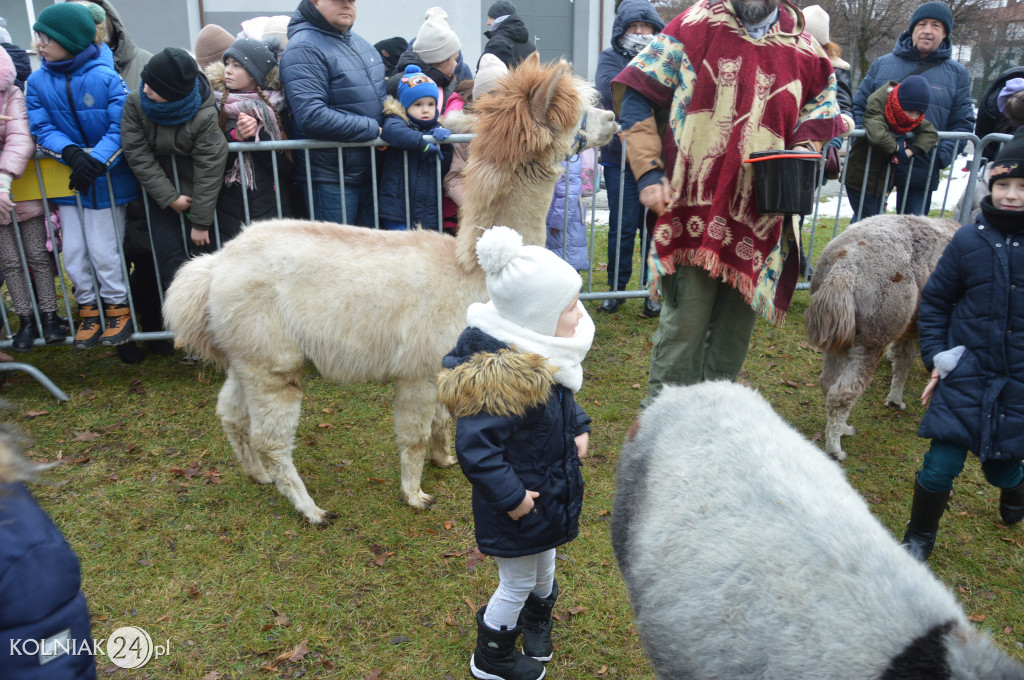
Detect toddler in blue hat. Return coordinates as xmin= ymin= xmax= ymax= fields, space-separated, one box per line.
xmin=378 ymin=65 xmax=453 ymax=231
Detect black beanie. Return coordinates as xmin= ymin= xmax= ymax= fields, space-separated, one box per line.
xmin=487 ymin=0 xmax=518 ymax=19
xmin=374 ymin=36 xmax=409 ymax=71
xmin=909 ymin=1 xmax=953 ymax=35
xmin=990 ymin=129 xmax=1024 ymax=189
xmin=896 ymin=75 xmax=931 ymax=113
xmin=142 ymin=47 xmax=199 ymax=102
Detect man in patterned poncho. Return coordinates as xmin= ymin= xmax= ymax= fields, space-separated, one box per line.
xmin=612 ymin=0 xmax=845 ymax=405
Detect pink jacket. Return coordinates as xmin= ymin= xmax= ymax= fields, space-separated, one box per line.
xmin=0 ymin=49 xmax=45 ymax=226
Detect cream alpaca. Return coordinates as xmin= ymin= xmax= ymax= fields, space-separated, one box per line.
xmin=162 ymin=55 xmax=616 ymax=524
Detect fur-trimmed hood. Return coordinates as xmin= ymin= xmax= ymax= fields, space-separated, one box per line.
xmin=437 ymin=327 xmax=556 ymax=418
xmin=383 ymin=95 xmax=411 ymax=124
xmin=204 ymin=60 xmax=283 ymax=93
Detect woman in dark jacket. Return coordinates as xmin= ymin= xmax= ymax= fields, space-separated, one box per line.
xmin=386 ymin=8 xmax=463 ymax=107
xmin=901 ymin=132 xmax=1024 ymax=562
xmin=975 ymin=66 xmax=1024 ymax=159
xmin=0 ymin=425 xmax=96 ymax=680
xmin=595 ymin=0 xmax=664 ymax=317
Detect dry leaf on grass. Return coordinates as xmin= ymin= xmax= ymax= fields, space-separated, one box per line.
xmin=24 ymin=410 xmax=48 ymax=419
xmin=72 ymin=430 xmax=100 ymax=441
xmin=274 ymin=639 xmax=309 ymax=663
xmin=200 ymin=672 xmax=222 ymax=680
xmin=363 ymin=670 xmax=382 ymax=680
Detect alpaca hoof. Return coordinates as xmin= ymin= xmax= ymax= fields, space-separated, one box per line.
xmin=306 ymin=507 xmax=333 ymax=526
xmin=885 ymin=399 xmax=907 ymax=411
xmin=827 ymin=448 xmax=848 ymax=462
xmin=432 ymin=454 xmax=458 ymax=468
xmin=405 ymin=490 xmax=436 ymax=509
xmin=841 ymin=424 xmax=856 ymax=436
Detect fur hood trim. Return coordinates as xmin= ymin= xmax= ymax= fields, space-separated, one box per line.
xmin=441 ymin=109 xmax=476 ymax=134
xmin=204 ymin=60 xmax=282 ymax=93
xmin=437 ymin=349 xmax=556 ymax=418
xmin=383 ymin=95 xmax=411 ymax=123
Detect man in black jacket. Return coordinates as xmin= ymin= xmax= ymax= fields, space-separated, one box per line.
xmin=480 ymin=0 xmax=536 ymax=69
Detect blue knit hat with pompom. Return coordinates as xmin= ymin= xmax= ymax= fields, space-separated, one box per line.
xmin=398 ymin=65 xmax=439 ymax=111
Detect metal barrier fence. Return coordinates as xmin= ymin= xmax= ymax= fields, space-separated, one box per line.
xmin=0 ymin=129 xmax=1009 ymax=399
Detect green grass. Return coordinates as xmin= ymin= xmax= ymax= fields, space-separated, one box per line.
xmin=2 ymin=220 xmax=1022 ymax=678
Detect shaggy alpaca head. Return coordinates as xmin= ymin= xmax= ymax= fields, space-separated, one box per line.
xmin=476 ymin=226 xmax=581 ymax=336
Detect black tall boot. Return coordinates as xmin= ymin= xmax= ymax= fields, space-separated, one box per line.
xmin=470 ymin=606 xmax=545 ymax=680
xmin=11 ymin=315 xmax=38 ymax=352
xmin=39 ymin=312 xmax=67 ymax=345
xmin=999 ymin=479 xmax=1024 ymax=525
xmin=901 ymin=476 xmax=950 ymax=561
xmin=521 ymin=581 xmax=558 ymax=662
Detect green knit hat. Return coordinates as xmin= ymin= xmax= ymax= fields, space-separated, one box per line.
xmin=34 ymin=3 xmax=96 ymax=55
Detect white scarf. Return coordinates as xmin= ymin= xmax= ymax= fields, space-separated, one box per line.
xmin=466 ymin=301 xmax=595 ymax=393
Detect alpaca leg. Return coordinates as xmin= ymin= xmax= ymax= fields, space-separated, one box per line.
xmin=884 ymin=337 xmax=918 ymax=411
xmin=216 ymin=367 xmax=272 ymax=484
xmin=394 ymin=378 xmax=439 ymax=509
xmin=429 ymin=399 xmax=456 ymax=468
xmin=823 ymin=345 xmax=885 ymax=460
xmin=243 ymin=369 xmax=330 ymax=525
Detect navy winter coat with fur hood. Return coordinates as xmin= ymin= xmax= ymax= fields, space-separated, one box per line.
xmin=917 ymin=213 xmax=1024 ymax=462
xmin=280 ymin=0 xmax=385 ymax=185
xmin=0 ymin=482 xmax=95 ymax=679
xmin=595 ymin=0 xmax=665 ymax=169
xmin=438 ymin=328 xmax=589 ymax=558
xmin=853 ymin=31 xmax=974 ymax=193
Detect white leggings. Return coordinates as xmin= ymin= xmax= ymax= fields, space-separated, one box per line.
xmin=484 ymin=549 xmax=556 ymax=631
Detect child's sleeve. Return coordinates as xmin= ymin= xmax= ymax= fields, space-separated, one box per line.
xmin=909 ymin=119 xmax=940 ymax=157
xmin=25 ymin=76 xmax=78 ymax=158
xmin=88 ymin=73 xmax=128 ymax=169
xmin=574 ymin=402 xmax=591 ymax=437
xmin=862 ymin=102 xmax=897 ymax=155
xmin=380 ymin=116 xmax=432 ymax=153
xmin=455 ymin=413 xmax=529 ymax=512
xmin=121 ymin=95 xmax=180 ymax=208
xmin=187 ymin=111 xmax=229 ymax=228
xmin=918 ymin=235 xmax=967 ymax=371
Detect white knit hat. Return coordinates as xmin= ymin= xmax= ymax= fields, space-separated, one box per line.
xmin=414 ymin=8 xmax=460 ymax=64
xmin=476 ymin=227 xmax=582 ymax=336
xmin=473 ymin=53 xmax=508 ymax=100
xmin=802 ymin=5 xmax=830 ymax=46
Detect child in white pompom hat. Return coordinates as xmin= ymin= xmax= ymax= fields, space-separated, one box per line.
xmin=437 ymin=225 xmax=593 ymax=680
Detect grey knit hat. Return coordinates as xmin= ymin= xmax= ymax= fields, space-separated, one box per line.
xmin=223 ymin=38 xmax=277 ymax=89
xmin=487 ymin=0 xmax=517 ymax=19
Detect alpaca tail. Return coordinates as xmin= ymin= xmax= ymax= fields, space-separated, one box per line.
xmin=805 ymin=266 xmax=857 ymax=353
xmin=162 ymin=253 xmax=228 ymax=370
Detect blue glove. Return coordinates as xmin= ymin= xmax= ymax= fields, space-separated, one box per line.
xmin=890 ymin=139 xmax=910 ymax=166
xmin=424 ymin=143 xmax=441 ymax=156
xmin=430 ymin=127 xmax=452 ymax=142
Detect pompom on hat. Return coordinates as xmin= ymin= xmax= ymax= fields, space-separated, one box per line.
xmin=33 ymin=3 xmax=96 ymax=55
xmin=223 ymin=38 xmax=278 ymax=89
xmin=476 ymin=226 xmax=582 ymax=336
xmin=398 ymin=65 xmax=440 ymax=110
xmin=414 ymin=8 xmax=460 ymax=64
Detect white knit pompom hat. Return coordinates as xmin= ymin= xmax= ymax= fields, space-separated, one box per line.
xmin=414 ymin=7 xmax=461 ymax=64
xmin=476 ymin=226 xmax=582 ymax=336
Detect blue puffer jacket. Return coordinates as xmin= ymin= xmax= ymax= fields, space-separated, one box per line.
xmin=595 ymin=0 xmax=665 ymax=169
xmin=25 ymin=44 xmax=138 ymax=208
xmin=545 ymin=156 xmax=588 ymax=270
xmin=438 ymin=328 xmax=589 ymax=558
xmin=280 ymin=0 xmax=386 ymax=185
xmin=0 ymin=483 xmax=95 ymax=680
xmin=917 ymin=211 xmax=1024 ymax=462
xmin=378 ymin=98 xmax=452 ymax=228
xmin=853 ymin=33 xmax=974 ymax=192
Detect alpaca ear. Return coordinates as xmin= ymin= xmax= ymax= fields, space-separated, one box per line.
xmin=528 ymin=58 xmax=567 ymax=128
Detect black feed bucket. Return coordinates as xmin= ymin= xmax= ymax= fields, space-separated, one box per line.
xmin=743 ymin=150 xmax=821 ymax=216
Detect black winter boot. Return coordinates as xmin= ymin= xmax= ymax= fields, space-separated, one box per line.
xmin=521 ymin=581 xmax=558 ymax=662
xmin=11 ymin=315 xmax=38 ymax=352
xmin=40 ymin=312 xmax=67 ymax=345
xmin=901 ymin=476 xmax=950 ymax=561
xmin=470 ymin=606 xmax=545 ymax=680
xmin=999 ymin=479 xmax=1024 ymax=525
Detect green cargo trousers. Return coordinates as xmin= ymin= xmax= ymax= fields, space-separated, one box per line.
xmin=642 ymin=265 xmax=757 ymax=408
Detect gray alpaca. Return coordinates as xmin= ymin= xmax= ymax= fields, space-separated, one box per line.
xmin=611 ymin=382 xmax=1024 ymax=680
xmin=805 ymin=214 xmax=960 ymax=459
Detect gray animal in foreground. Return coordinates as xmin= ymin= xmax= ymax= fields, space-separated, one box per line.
xmin=611 ymin=382 xmax=1024 ymax=680
xmin=805 ymin=214 xmax=960 ymax=459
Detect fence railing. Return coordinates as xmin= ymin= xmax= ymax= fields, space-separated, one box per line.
xmin=0 ymin=129 xmax=1007 ymax=399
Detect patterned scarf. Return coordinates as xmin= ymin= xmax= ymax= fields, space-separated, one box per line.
xmin=213 ymin=88 xmax=286 ymax=189
xmin=885 ymin=85 xmax=925 ymax=134
xmin=139 ymin=78 xmax=202 ymax=127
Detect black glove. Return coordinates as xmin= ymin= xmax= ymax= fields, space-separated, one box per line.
xmin=62 ymin=145 xmax=105 ymax=192
xmin=890 ymin=139 xmax=911 ymax=166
